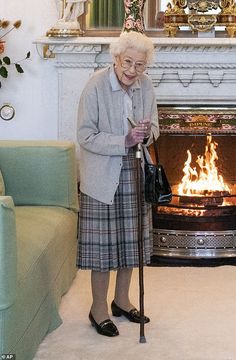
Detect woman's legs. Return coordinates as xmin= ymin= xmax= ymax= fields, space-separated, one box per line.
xmin=91 ymin=268 xmax=134 ymax=321
xmin=90 ymin=270 xmax=110 ymax=324
xmin=114 ymin=268 xmax=134 ymax=311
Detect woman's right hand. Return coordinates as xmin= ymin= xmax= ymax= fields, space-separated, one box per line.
xmin=125 ymin=125 xmax=146 ymax=148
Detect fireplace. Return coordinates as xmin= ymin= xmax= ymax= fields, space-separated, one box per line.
xmin=152 ymin=106 xmax=236 ymax=258
xmin=35 ymin=36 xmax=236 ymax=257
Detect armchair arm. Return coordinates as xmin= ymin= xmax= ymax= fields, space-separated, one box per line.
xmin=0 ymin=196 xmax=17 ymax=310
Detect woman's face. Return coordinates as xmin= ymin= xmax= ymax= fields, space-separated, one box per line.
xmin=114 ymin=48 xmax=147 ymax=91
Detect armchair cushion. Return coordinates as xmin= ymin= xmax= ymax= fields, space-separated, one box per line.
xmin=2 ymin=206 xmax=77 ymax=358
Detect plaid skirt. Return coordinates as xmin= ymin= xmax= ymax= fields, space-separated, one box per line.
xmin=77 ymin=148 xmax=153 ymax=272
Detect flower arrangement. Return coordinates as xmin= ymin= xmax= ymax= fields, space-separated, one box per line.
xmin=0 ymin=19 xmax=30 ymax=89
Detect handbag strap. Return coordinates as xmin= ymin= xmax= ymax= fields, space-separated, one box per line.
xmin=152 ymin=136 xmax=160 ymax=164
xmin=142 ymin=135 xmax=160 ymax=165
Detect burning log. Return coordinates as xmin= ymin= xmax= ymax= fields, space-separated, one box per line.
xmin=179 ymin=190 xmax=230 ymax=206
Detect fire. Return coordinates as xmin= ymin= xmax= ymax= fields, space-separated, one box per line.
xmin=178 ymin=135 xmax=230 ymax=196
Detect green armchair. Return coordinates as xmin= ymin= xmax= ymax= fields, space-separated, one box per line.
xmin=0 ymin=141 xmax=78 ymax=360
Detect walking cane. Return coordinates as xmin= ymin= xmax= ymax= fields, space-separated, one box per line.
xmin=128 ymin=117 xmax=147 ymax=343
xmin=136 ymin=143 xmax=146 ymax=343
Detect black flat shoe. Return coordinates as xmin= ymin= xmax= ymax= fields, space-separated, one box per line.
xmin=89 ymin=312 xmax=119 ymax=337
xmin=111 ymin=301 xmax=150 ymax=324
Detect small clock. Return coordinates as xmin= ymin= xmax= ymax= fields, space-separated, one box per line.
xmin=0 ymin=104 xmax=15 ymax=121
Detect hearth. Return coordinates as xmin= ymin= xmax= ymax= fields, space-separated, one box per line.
xmin=152 ymin=106 xmax=236 ymax=258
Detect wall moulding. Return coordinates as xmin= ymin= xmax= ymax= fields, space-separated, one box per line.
xmin=151 ymin=63 xmax=236 ymax=69
xmin=55 ymin=62 xmax=98 ymax=68
xmin=48 ymin=44 xmax=102 ymax=55
xmin=155 ymin=44 xmax=236 ymax=53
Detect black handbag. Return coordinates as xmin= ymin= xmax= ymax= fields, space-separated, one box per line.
xmin=143 ymin=139 xmax=172 ymax=205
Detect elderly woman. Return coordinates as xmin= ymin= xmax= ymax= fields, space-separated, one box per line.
xmin=77 ymin=31 xmax=159 ymax=337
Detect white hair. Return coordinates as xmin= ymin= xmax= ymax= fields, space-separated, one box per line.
xmin=110 ymin=31 xmax=154 ymax=65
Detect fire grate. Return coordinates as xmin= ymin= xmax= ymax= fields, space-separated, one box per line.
xmin=153 ymin=229 xmax=236 ymax=258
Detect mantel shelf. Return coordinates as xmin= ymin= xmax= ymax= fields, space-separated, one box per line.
xmin=35 ymin=36 xmax=236 ymax=47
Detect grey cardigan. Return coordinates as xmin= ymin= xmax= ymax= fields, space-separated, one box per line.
xmin=77 ymin=66 xmax=159 ymax=204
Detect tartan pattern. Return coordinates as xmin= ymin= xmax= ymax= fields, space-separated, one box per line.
xmin=77 ymin=148 xmax=153 ymax=272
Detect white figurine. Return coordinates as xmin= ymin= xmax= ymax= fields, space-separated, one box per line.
xmin=61 ymin=0 xmax=87 ymax=23
xmin=47 ymin=0 xmax=90 ymax=36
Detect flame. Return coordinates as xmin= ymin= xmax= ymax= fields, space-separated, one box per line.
xmin=178 ymin=135 xmax=230 ymax=196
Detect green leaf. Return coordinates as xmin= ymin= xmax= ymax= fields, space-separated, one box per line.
xmin=3 ymin=56 xmax=11 ymax=65
xmin=15 ymin=63 xmax=24 ymax=73
xmin=0 ymin=59 xmax=2 ymax=65
xmin=0 ymin=66 xmax=8 ymax=78
xmin=26 ymin=51 xmax=31 ymax=59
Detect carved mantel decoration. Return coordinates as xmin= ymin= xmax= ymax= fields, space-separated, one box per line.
xmin=164 ymin=0 xmax=236 ymax=37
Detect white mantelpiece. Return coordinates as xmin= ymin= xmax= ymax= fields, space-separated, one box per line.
xmin=35 ymin=36 xmax=236 ymax=144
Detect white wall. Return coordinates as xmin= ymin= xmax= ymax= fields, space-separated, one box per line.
xmin=0 ymin=0 xmax=59 ymax=140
